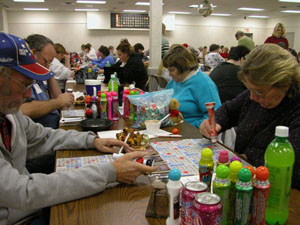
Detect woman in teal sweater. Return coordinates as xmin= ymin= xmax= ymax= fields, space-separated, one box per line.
xmin=164 ymin=45 xmax=221 ymax=128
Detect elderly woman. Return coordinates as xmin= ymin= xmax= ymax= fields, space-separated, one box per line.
xmin=200 ymin=44 xmax=300 ymax=190
xmin=115 ymin=39 xmax=148 ymax=90
xmin=264 ymin=22 xmax=289 ymax=49
xmin=164 ymin=44 xmax=221 ymax=128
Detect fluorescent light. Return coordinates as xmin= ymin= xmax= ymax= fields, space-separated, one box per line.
xmin=23 ymin=8 xmax=49 ymax=10
xmin=211 ymin=13 xmax=232 ymax=16
xmin=77 ymin=1 xmax=106 ymax=4
xmin=123 ymin=10 xmax=147 ymax=12
xmin=248 ymin=15 xmax=269 ymax=18
xmin=238 ymin=7 xmax=264 ymax=11
xmin=135 ymin=2 xmax=150 ymax=6
xmin=75 ymin=8 xmax=99 ymax=11
xmin=281 ymin=10 xmax=300 ymax=13
xmin=15 ymin=0 xmax=44 ymax=2
xmin=168 ymin=11 xmax=191 ymax=14
xmin=189 ymin=4 xmax=217 ymax=8
xmin=279 ymin=0 xmax=300 ymax=2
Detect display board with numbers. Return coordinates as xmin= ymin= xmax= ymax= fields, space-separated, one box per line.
xmin=111 ymin=13 xmax=149 ymax=29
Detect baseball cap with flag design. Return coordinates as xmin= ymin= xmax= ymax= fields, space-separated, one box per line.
xmin=0 ymin=32 xmax=54 ymax=81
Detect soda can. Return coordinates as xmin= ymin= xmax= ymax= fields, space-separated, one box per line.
xmin=192 ymin=192 xmax=222 ymax=225
xmin=181 ymin=181 xmax=208 ymax=225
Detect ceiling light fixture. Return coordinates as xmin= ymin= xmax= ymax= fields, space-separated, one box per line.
xmin=189 ymin=4 xmax=217 ymax=8
xmin=23 ymin=8 xmax=49 ymax=10
xmin=248 ymin=15 xmax=269 ymax=18
xmin=135 ymin=2 xmax=150 ymax=6
xmin=211 ymin=13 xmax=231 ymax=16
xmin=123 ymin=9 xmax=147 ymax=12
xmin=281 ymin=10 xmax=300 ymax=13
xmin=15 ymin=0 xmax=44 ymax=2
xmin=279 ymin=0 xmax=300 ymax=2
xmin=168 ymin=11 xmax=191 ymax=14
xmin=77 ymin=1 xmax=106 ymax=3
xmin=238 ymin=7 xmax=264 ymax=11
xmin=75 ymin=8 xmax=100 ymax=11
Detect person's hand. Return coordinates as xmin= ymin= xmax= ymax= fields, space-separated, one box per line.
xmin=86 ymin=56 xmax=90 ymax=61
xmin=98 ymin=69 xmax=104 ymax=74
xmin=64 ymin=53 xmax=71 ymax=60
xmin=93 ymin=138 xmax=134 ymax=153
xmin=57 ymin=92 xmax=74 ymax=108
xmin=113 ymin=151 xmax=158 ymax=184
xmin=199 ymin=119 xmax=222 ymax=138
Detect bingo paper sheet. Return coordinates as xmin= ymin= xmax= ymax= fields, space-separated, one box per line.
xmin=151 ymin=138 xmax=251 ymax=176
xmin=56 ymin=155 xmax=114 ymax=172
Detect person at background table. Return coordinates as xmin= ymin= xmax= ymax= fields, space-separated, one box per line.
xmin=210 ymin=46 xmax=250 ymax=103
xmin=90 ymin=45 xmax=115 ymax=74
xmin=205 ymin=44 xmax=225 ymax=70
xmin=50 ymin=43 xmax=74 ymax=93
xmin=21 ymin=34 xmax=74 ymax=130
xmin=115 ymin=39 xmax=148 ymax=90
xmin=162 ymin=23 xmax=169 ymax=58
xmin=220 ymin=46 xmax=229 ymax=59
xmin=200 ymin=44 xmax=300 ymax=190
xmin=84 ymin=43 xmax=97 ymax=61
xmin=0 ymin=32 xmax=158 ymax=225
xmin=134 ymin=43 xmax=150 ymax=63
xmin=164 ymin=44 xmax=221 ymax=128
xmin=109 ymin=45 xmax=117 ymax=62
xmin=235 ymin=30 xmax=255 ymax=51
xmin=265 ymin=22 xmax=289 ymax=50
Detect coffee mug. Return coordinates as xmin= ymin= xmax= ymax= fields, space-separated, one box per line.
xmin=85 ymin=79 xmax=101 ymax=96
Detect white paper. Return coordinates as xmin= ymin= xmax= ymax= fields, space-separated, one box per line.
xmin=62 ymin=109 xmax=85 ymax=118
xmin=180 ymin=175 xmax=199 ymax=185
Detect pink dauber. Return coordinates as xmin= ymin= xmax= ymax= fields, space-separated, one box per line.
xmin=205 ymin=102 xmax=217 ymax=144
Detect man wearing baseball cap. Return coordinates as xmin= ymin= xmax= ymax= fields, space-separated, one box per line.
xmin=0 ymin=33 xmax=157 ymax=225
xmin=20 ymin=34 xmax=73 ymax=129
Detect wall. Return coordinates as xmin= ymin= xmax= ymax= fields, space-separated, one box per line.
xmin=6 ymin=10 xmax=300 ymax=52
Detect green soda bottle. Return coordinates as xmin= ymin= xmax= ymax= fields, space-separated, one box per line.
xmin=108 ymin=73 xmax=119 ymax=93
xmin=234 ymin=168 xmax=253 ymax=225
xmin=227 ymin=160 xmax=243 ymax=225
xmin=265 ymin=126 xmax=295 ymax=225
xmin=213 ymin=165 xmax=231 ymax=225
xmin=199 ymin=148 xmax=214 ymax=191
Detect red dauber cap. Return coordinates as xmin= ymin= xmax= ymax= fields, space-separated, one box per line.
xmin=255 ymin=166 xmax=269 ymax=181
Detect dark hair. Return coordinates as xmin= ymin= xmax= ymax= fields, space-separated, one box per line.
xmin=163 ymin=44 xmax=198 ymax=74
xmin=134 ymin=43 xmax=144 ymax=52
xmin=84 ymin=43 xmax=92 ymax=51
xmin=235 ymin=31 xmax=245 ymax=39
xmin=108 ymin=45 xmax=114 ymax=50
xmin=116 ymin=39 xmax=134 ymax=56
xmin=54 ymin=43 xmax=67 ymax=54
xmin=98 ymin=45 xmax=110 ymax=57
xmin=25 ymin=34 xmax=53 ymax=51
xmin=228 ymin=46 xmax=250 ymax=61
xmin=209 ymin=44 xmax=219 ymax=52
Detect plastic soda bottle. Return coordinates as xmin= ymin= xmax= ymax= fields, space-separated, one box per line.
xmin=129 ymin=90 xmax=136 ymax=121
xmin=234 ymin=168 xmax=253 ymax=225
xmin=100 ymin=93 xmax=107 ymax=119
xmin=250 ymin=166 xmax=270 ymax=225
xmin=105 ymin=60 xmax=111 ymax=67
xmin=106 ymin=92 xmax=112 ymax=120
xmin=265 ymin=126 xmax=295 ymax=225
xmin=166 ymin=169 xmax=182 ymax=225
xmin=199 ymin=148 xmax=214 ymax=191
xmin=213 ymin=164 xmax=231 ymax=225
xmin=112 ymin=91 xmax=119 ymax=121
xmin=108 ymin=73 xmax=119 ymax=92
xmin=227 ymin=160 xmax=243 ymax=225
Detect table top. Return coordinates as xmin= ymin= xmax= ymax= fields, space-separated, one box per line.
xmin=50 ymin=82 xmax=300 ymax=225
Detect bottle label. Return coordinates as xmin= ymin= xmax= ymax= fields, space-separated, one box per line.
xmin=266 ymin=164 xmax=293 ymax=210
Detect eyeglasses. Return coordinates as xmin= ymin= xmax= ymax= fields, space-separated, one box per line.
xmin=37 ymin=52 xmax=53 ymax=67
xmin=5 ymin=72 xmax=34 ymax=93
xmin=243 ymin=81 xmax=273 ymax=99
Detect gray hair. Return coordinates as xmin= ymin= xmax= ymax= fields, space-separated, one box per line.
xmin=25 ymin=34 xmax=54 ymax=51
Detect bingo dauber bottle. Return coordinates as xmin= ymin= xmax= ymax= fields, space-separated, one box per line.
xmin=265 ymin=126 xmax=295 ymax=225
xmin=213 ymin=164 xmax=231 ymax=225
xmin=234 ymin=168 xmax=253 ymax=225
xmin=166 ymin=169 xmax=182 ymax=225
xmin=199 ymin=148 xmax=214 ymax=191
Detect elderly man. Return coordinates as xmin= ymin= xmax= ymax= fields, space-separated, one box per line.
xmin=20 ymin=34 xmax=74 ymax=129
xmin=235 ymin=31 xmax=255 ymax=51
xmin=0 ymin=32 xmax=157 ymax=225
